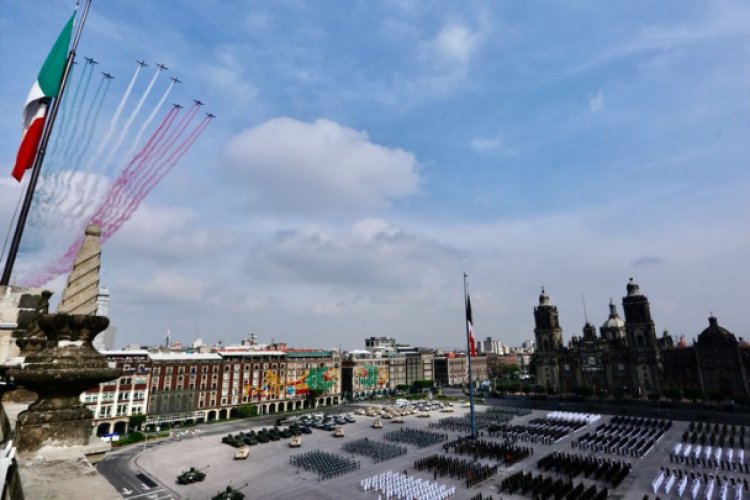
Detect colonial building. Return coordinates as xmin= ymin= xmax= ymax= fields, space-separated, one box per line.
xmin=661 ymin=316 xmax=750 ymax=399
xmin=81 ymin=350 xmax=150 ymax=436
xmin=534 ymin=279 xmax=667 ymax=395
xmin=341 ymin=351 xmax=391 ymax=397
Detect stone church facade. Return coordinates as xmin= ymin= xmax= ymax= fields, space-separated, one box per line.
xmin=534 ymin=278 xmax=750 ymax=399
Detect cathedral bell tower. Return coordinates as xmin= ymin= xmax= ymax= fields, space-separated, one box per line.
xmin=622 ymin=278 xmax=662 ymax=394
xmin=534 ymin=288 xmax=563 ymax=352
xmin=533 ymin=288 xmax=563 ymax=391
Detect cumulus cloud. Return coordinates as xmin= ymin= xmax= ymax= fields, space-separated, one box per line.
xmin=223 ymin=118 xmax=420 ymax=214
xmin=244 ymin=218 xmax=465 ymax=292
xmin=432 ymin=24 xmax=481 ymax=67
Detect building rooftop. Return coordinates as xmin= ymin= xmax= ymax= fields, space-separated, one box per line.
xmin=149 ymin=352 xmax=222 ymax=361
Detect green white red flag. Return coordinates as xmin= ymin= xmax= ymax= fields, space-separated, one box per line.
xmin=12 ymin=12 xmax=75 ymax=182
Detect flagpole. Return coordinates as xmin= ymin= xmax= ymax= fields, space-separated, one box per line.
xmin=1 ymin=0 xmax=93 ymax=287
xmin=464 ymin=273 xmax=477 ymax=439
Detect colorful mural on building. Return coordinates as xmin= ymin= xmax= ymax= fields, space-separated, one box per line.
xmin=287 ymin=367 xmax=338 ymax=397
xmin=355 ymin=365 xmax=388 ymax=388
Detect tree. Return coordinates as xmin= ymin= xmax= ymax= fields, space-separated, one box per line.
xmin=664 ymin=388 xmax=682 ymax=401
xmin=413 ymin=380 xmax=435 ymax=390
xmin=129 ymin=414 xmax=146 ymax=432
xmin=236 ymin=405 xmax=258 ymax=418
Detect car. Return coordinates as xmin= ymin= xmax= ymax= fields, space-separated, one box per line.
xmin=301 ymin=426 xmax=312 ymax=434
xmin=323 ymin=424 xmax=337 ymax=431
xmin=345 ymin=415 xmax=355 ymax=423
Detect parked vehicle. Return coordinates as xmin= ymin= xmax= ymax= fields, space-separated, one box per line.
xmin=234 ymin=446 xmax=250 ymax=460
xmin=290 ymin=436 xmax=302 ymax=447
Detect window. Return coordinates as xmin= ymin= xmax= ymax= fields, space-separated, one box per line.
xmin=166 ymin=367 xmax=173 ymax=375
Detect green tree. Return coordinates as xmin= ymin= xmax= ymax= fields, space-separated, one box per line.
xmin=236 ymin=405 xmax=258 ymax=418
xmin=129 ymin=414 xmax=146 ymax=432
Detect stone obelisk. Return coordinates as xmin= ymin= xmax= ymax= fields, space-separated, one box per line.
xmin=58 ymin=224 xmax=102 ymax=315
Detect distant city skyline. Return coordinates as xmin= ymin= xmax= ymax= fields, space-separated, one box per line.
xmin=1 ymin=1 xmax=748 ymax=350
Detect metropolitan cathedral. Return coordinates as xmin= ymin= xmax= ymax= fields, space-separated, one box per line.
xmin=533 ymin=278 xmax=750 ymax=398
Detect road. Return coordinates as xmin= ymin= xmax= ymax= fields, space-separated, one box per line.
xmin=96 ymin=405 xmax=363 ymax=499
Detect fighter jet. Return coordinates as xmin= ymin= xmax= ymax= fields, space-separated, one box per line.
xmin=156 ymin=63 xmax=168 ymax=71
xmin=101 ymin=72 xmax=114 ymax=80
xmin=136 ymin=60 xmax=148 ymax=68
xmin=170 ymin=76 xmax=182 ymax=84
xmin=84 ymin=56 xmax=98 ymax=65
xmin=193 ymin=99 xmax=204 ymax=106
xmin=172 ymin=103 xmax=183 ymax=109
xmin=206 ymin=113 xmax=216 ymax=118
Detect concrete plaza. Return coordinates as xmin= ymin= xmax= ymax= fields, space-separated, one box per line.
xmin=131 ymin=404 xmax=736 ymax=500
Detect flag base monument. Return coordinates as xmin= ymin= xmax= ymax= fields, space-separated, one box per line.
xmin=0 ymin=225 xmax=122 ymax=498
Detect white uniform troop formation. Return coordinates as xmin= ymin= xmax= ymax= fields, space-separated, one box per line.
xmin=652 ymin=470 xmax=744 ymax=500
xmin=360 ymin=471 xmax=456 ymax=500
xmin=546 ymin=412 xmax=601 ymax=425
xmin=672 ymin=442 xmax=748 ymax=471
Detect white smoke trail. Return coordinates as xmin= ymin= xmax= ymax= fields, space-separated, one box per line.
xmin=100 ymin=66 xmax=162 ymax=174
xmin=120 ymin=79 xmax=175 ymax=168
xmin=87 ymin=63 xmax=142 ymax=173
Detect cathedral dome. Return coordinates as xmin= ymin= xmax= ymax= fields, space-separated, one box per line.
xmin=697 ymin=316 xmax=737 ymax=346
xmin=601 ymin=300 xmax=625 ymax=330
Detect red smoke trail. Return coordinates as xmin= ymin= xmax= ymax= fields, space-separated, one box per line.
xmin=99 ymin=104 xmax=198 ymax=231
xmin=90 ymin=107 xmax=180 ymax=229
xmin=99 ymin=104 xmax=200 ymax=235
xmin=101 ymin=116 xmax=212 ymax=239
xmin=23 ymin=107 xmax=180 ymax=287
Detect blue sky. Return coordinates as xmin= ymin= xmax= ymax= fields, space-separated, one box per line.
xmin=1 ymin=0 xmax=748 ymax=350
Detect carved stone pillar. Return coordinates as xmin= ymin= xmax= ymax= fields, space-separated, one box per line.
xmin=7 ymin=313 xmax=121 ymax=453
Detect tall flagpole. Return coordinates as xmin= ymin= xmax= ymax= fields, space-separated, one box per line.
xmin=1 ymin=0 xmax=93 ymax=286
xmin=464 ymin=273 xmax=477 ymax=438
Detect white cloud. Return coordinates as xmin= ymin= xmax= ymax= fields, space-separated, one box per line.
xmin=432 ymin=24 xmax=480 ymax=67
xmin=469 ymin=133 xmax=518 ymax=156
xmin=223 ymin=117 xmax=420 ymax=214
xmin=588 ymin=89 xmax=605 ymax=113
xmin=244 ymin=218 xmax=465 ymax=292
xmin=120 ymin=269 xmax=208 ymax=304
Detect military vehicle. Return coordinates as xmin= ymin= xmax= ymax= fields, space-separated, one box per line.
xmin=234 ymin=445 xmax=250 ymax=459
xmin=372 ymin=419 xmax=383 ymax=429
xmin=212 ymin=485 xmax=247 ymax=500
xmin=290 ymin=435 xmax=302 ymax=447
xmin=177 ymin=467 xmax=206 ymax=484
xmin=333 ymin=427 xmax=345 ymax=438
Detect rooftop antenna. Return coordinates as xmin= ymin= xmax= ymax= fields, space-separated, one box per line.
xmin=581 ymin=292 xmax=589 ymax=324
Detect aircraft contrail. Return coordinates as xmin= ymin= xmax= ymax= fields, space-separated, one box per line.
xmin=88 ymin=62 xmax=142 ymax=172
xmin=58 ymin=60 xmax=95 ymax=163
xmin=100 ymin=66 xmax=163 ymax=174
xmin=100 ymin=104 xmax=197 ymax=229
xmin=120 ymin=79 xmax=176 ymax=168
xmin=25 ymin=106 xmax=181 ymax=288
xmin=93 ymin=106 xmax=181 ymax=230
xmin=103 ymin=113 xmax=211 ymax=237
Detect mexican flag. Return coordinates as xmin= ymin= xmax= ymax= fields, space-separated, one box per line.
xmin=11 ymin=12 xmax=75 ymax=182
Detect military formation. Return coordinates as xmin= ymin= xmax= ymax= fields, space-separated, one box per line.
xmin=491 ymin=415 xmax=588 ymax=445
xmin=442 ymin=436 xmax=532 ymax=466
xmin=499 ymin=470 xmax=608 ymax=499
xmin=430 ymin=407 xmax=531 ymax=433
xmin=342 ymin=437 xmax=407 ymax=463
xmin=414 ymin=454 xmax=499 ymax=488
xmin=383 ymin=428 xmax=448 ymax=449
xmin=289 ymin=449 xmax=361 ymax=481
xmin=537 ymin=451 xmax=631 ymax=488
xmin=652 ymin=467 xmax=746 ymax=499
xmin=574 ymin=416 xmax=671 ymax=458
